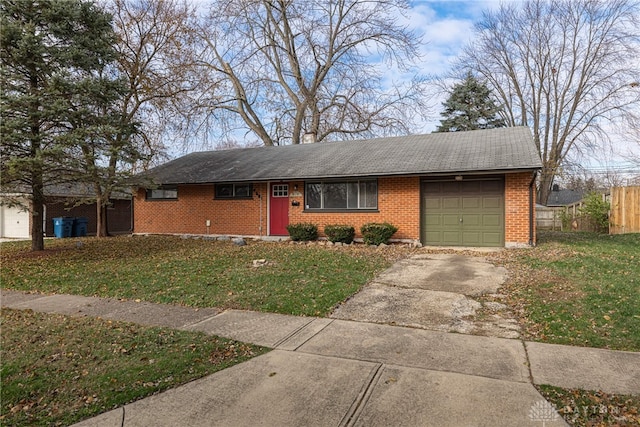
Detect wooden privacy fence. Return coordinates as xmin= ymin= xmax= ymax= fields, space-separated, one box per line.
xmin=610 ymin=186 xmax=640 ymax=234
xmin=536 ymin=205 xmax=564 ymax=230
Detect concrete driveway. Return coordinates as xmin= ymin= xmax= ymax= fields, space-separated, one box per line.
xmin=331 ymin=253 xmax=522 ymax=338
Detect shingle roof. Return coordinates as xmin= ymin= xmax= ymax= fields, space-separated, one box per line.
xmin=142 ymin=127 xmax=541 ymax=185
xmin=546 ymin=189 xmax=586 ymax=207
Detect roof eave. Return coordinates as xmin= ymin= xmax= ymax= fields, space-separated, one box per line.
xmin=142 ymin=166 xmax=542 ymax=186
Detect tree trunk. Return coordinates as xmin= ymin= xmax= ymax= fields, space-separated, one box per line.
xmin=31 ymin=174 xmax=45 ymax=251
xmin=95 ymin=196 xmax=108 ymax=237
xmin=538 ymin=169 xmax=554 ymax=206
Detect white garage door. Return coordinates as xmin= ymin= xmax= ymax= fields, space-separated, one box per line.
xmin=1 ymin=205 xmax=30 ymax=238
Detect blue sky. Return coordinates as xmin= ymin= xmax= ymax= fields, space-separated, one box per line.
xmin=400 ymin=1 xmax=506 ymax=129
xmin=403 ymin=1 xmax=639 ymax=174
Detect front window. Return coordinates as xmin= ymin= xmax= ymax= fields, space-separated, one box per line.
xmin=146 ymin=186 xmax=178 ymax=200
xmin=305 ymin=180 xmax=377 ymax=210
xmin=215 ymin=183 xmax=253 ymax=199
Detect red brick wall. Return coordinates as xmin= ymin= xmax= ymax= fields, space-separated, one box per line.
xmin=134 ymin=183 xmax=268 ymax=236
xmin=134 ymin=173 xmax=535 ymax=246
xmin=505 ymin=172 xmax=535 ymax=246
xmin=288 ymin=177 xmax=420 ymax=240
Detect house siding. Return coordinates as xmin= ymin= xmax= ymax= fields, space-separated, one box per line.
xmin=134 ymin=173 xmax=534 ymax=246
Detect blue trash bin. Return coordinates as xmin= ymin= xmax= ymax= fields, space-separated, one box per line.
xmin=73 ymin=217 xmax=88 ymax=237
xmin=53 ymin=217 xmax=74 ymax=238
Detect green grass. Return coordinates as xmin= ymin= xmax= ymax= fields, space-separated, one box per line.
xmin=0 ymin=308 xmax=267 ymax=427
xmin=494 ymin=232 xmax=640 ymax=351
xmin=0 ymin=236 xmax=398 ymax=316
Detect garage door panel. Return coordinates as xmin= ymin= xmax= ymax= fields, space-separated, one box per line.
xmin=483 ymin=214 xmax=501 ymax=227
xmin=461 ymin=232 xmax=481 ymax=245
xmin=483 ymin=196 xmax=502 ymax=209
xmin=462 ymin=214 xmax=481 ymax=226
xmin=482 ymin=180 xmax=503 ymax=193
xmin=442 ymin=231 xmax=462 ymax=245
xmin=424 ymin=214 xmax=441 ymax=226
xmin=424 ymin=231 xmax=442 ymax=243
xmin=424 ymin=198 xmax=442 ymax=209
xmin=441 ymin=181 xmax=459 ymax=193
xmin=442 ymin=215 xmax=460 ymax=226
xmin=442 ymin=197 xmax=460 ymax=209
xmin=461 ymin=181 xmax=482 ymax=193
xmin=462 ymin=197 xmax=480 ymax=209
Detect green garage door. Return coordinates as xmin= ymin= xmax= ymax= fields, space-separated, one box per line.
xmin=421 ymin=178 xmax=504 ymax=247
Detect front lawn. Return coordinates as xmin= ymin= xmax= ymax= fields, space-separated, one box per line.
xmin=0 ymin=309 xmax=267 ymax=427
xmin=490 ymin=232 xmax=640 ymax=351
xmin=0 ymin=236 xmax=404 ymax=316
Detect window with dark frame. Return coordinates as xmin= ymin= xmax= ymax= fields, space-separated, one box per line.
xmin=145 ymin=186 xmax=178 ymax=200
xmin=304 ymin=180 xmax=377 ymax=210
xmin=215 ymin=183 xmax=253 ymax=199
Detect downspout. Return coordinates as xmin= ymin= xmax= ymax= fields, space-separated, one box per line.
xmin=528 ymin=171 xmax=537 ymax=246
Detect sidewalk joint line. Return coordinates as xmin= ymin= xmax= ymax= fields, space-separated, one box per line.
xmin=272 ymin=317 xmax=317 ymax=348
xmin=180 ymin=309 xmax=228 ymax=330
xmin=521 ymin=339 xmax=535 ymax=384
xmin=281 ymin=319 xmax=335 ymax=352
xmin=340 ymin=363 xmax=384 ymax=427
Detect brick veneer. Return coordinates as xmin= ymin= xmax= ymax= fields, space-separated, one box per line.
xmin=288 ymin=177 xmax=420 ymax=240
xmin=505 ymin=172 xmax=536 ymax=246
xmin=134 ymin=183 xmax=268 ymax=236
xmin=134 ymin=173 xmax=536 ymax=246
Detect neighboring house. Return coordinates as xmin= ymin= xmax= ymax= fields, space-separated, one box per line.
xmin=0 ymin=183 xmax=132 ymax=238
xmin=134 ymin=127 xmax=542 ymax=247
xmin=546 ymin=185 xmax=585 ymax=207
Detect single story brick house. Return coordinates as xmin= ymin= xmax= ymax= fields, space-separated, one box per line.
xmin=134 ymin=127 xmax=542 ymax=247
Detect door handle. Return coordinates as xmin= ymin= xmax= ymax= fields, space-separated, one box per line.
xmin=459 ymin=218 xmax=463 ymax=223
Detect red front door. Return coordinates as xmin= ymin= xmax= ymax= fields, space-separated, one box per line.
xmin=270 ymin=184 xmax=289 ymax=235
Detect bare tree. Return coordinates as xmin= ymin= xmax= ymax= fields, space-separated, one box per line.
xmin=197 ymin=0 xmax=429 ymax=146
xmin=459 ymin=0 xmax=640 ymax=204
xmin=79 ymin=0 xmax=202 ymax=236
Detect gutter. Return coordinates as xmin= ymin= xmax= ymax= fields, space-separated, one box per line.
xmin=529 ymin=171 xmax=537 ymax=246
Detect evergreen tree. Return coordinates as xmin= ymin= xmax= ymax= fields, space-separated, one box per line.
xmin=1 ymin=0 xmax=124 ymax=250
xmin=435 ymin=73 xmax=506 ymax=132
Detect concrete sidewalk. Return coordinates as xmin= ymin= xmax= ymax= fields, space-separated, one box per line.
xmin=2 ymin=289 xmax=639 ymax=426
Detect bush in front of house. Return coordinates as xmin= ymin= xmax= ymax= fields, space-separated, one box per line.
xmin=324 ymin=224 xmax=355 ymax=244
xmin=286 ymin=222 xmax=318 ymax=241
xmin=360 ymin=222 xmax=398 ymax=245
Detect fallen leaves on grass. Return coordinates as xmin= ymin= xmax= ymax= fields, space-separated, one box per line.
xmin=0 ymin=308 xmax=267 ymax=427
xmin=1 ymin=236 xmax=412 ymax=316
